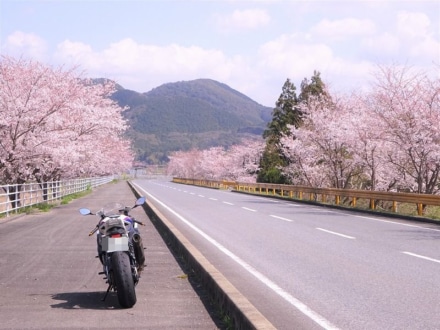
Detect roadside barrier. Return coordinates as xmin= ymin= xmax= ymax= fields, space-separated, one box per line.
xmin=172 ymin=177 xmax=440 ymax=220
xmin=0 ymin=176 xmax=115 ymax=217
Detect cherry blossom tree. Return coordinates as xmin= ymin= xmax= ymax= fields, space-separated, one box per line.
xmin=280 ymin=92 xmax=363 ymax=188
xmin=365 ymin=64 xmax=440 ymax=194
xmin=167 ymin=149 xmax=204 ymax=179
xmin=224 ymin=139 xmax=264 ymax=182
xmin=343 ymin=93 xmax=391 ymax=191
xmin=280 ymin=64 xmax=440 ymax=195
xmin=0 ymin=55 xmax=133 ymax=188
xmin=167 ymin=139 xmax=264 ymax=182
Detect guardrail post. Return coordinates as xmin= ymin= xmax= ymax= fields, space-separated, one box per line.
xmin=370 ymin=199 xmax=375 ymax=210
xmin=6 ymin=185 xmax=10 ymax=217
xmin=392 ymin=201 xmax=397 ymax=213
xmin=417 ymin=203 xmax=423 ymax=216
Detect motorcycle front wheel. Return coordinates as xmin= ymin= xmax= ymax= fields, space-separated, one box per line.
xmin=111 ymin=251 xmax=136 ymax=308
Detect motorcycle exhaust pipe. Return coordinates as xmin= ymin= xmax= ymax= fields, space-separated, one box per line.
xmin=133 ymin=233 xmax=141 ymax=243
xmin=132 ymin=234 xmax=146 ymax=268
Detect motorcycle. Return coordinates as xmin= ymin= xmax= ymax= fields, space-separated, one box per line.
xmin=79 ymin=196 xmax=147 ymax=308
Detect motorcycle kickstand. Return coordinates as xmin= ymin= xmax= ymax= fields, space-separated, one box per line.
xmin=101 ymin=285 xmax=112 ymax=302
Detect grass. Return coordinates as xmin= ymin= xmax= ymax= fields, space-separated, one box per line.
xmin=60 ymin=188 xmax=92 ymax=204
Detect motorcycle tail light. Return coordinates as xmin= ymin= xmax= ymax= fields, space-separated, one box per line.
xmin=111 ymin=234 xmax=122 ymax=238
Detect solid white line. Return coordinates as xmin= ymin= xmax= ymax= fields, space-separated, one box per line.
xmin=134 ymin=184 xmax=339 ymax=330
xmin=402 ymin=252 xmax=440 ymax=264
xmin=316 ymin=228 xmax=355 ymax=240
xmin=270 ymin=215 xmax=293 ymax=222
xmin=242 ymin=207 xmax=257 ymax=212
xmin=223 ymin=201 xmax=234 ymax=205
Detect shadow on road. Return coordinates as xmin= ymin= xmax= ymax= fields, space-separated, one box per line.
xmin=51 ymin=291 xmax=121 ymax=310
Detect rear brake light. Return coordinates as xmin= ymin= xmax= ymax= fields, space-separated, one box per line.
xmin=110 ymin=234 xmax=122 ymax=238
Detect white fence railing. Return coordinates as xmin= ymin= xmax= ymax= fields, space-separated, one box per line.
xmin=0 ymin=176 xmax=115 ymax=217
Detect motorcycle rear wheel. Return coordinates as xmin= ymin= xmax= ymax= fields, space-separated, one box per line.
xmin=111 ymin=251 xmax=136 ymax=308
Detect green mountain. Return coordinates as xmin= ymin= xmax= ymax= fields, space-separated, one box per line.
xmin=111 ymin=79 xmax=272 ymax=164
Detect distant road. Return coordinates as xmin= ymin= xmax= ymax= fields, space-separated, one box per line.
xmin=133 ymin=178 xmax=440 ymax=330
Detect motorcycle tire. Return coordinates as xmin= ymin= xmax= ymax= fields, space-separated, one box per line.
xmin=111 ymin=251 xmax=137 ymax=308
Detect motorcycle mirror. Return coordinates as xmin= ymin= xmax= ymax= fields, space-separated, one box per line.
xmin=79 ymin=208 xmax=91 ymax=215
xmin=135 ymin=197 xmax=146 ymax=206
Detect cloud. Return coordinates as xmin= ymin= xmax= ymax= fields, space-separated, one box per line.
xmin=256 ymin=32 xmax=375 ymax=95
xmin=215 ymin=8 xmax=271 ymax=32
xmin=258 ymin=34 xmax=334 ymax=76
xmin=54 ymin=37 xmax=254 ymax=94
xmin=395 ymin=11 xmax=440 ymax=61
xmin=1 ymin=5 xmax=437 ymax=108
xmin=2 ymin=31 xmax=47 ymax=60
xmin=361 ymin=33 xmax=400 ymax=57
xmin=311 ymin=18 xmax=376 ymax=40
xmin=360 ymin=10 xmax=439 ymax=65
xmin=396 ymin=10 xmax=431 ymax=39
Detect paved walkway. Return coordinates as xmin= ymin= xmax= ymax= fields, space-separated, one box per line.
xmin=0 ymin=180 xmax=222 ymax=329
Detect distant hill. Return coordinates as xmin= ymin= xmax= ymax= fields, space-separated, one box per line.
xmin=110 ymin=79 xmax=273 ymax=164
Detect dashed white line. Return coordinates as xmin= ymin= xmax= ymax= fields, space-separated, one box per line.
xmin=209 ymin=198 xmax=218 ymax=201
xmin=316 ymin=228 xmax=355 ymax=240
xmin=402 ymin=252 xmax=440 ymax=264
xmin=198 ymin=194 xmax=205 ymax=197
xmin=242 ymin=207 xmax=257 ymax=212
xmin=270 ymin=215 xmax=293 ymax=222
xmin=223 ymin=201 xmax=234 ymax=205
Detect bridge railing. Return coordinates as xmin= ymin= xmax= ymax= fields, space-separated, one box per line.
xmin=172 ymin=177 xmax=440 ymax=218
xmin=0 ymin=176 xmax=115 ymax=217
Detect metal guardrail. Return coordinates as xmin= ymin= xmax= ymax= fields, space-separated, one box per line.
xmin=172 ymin=177 xmax=440 ymax=217
xmin=0 ymin=176 xmax=115 ymax=217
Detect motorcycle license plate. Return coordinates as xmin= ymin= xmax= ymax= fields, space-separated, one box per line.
xmin=102 ymin=236 xmax=129 ymax=252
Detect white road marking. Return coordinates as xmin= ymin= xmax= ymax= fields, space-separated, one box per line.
xmin=242 ymin=207 xmax=256 ymax=212
xmin=402 ymin=252 xmax=440 ymax=264
xmin=354 ymin=215 xmax=440 ymax=232
xmin=270 ymin=215 xmax=293 ymax=222
xmin=198 ymin=195 xmax=205 ymax=197
xmin=209 ymin=198 xmax=218 ymax=201
xmin=223 ymin=201 xmax=234 ymax=205
xmin=134 ymin=183 xmax=339 ymax=330
xmin=316 ymin=228 xmax=355 ymax=240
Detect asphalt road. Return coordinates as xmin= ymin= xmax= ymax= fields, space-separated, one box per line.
xmin=132 ymin=178 xmax=440 ymax=330
xmin=0 ymin=181 xmax=220 ymax=329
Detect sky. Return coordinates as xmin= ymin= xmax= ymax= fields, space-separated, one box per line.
xmin=1 ymin=0 xmax=439 ymax=107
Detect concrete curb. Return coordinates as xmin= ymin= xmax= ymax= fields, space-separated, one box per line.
xmin=128 ymin=181 xmax=276 ymax=330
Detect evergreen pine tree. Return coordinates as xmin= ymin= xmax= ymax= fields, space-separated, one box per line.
xmin=299 ymin=70 xmax=328 ymax=105
xmin=257 ymin=72 xmax=328 ymax=184
xmin=258 ymin=79 xmax=300 ymax=183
